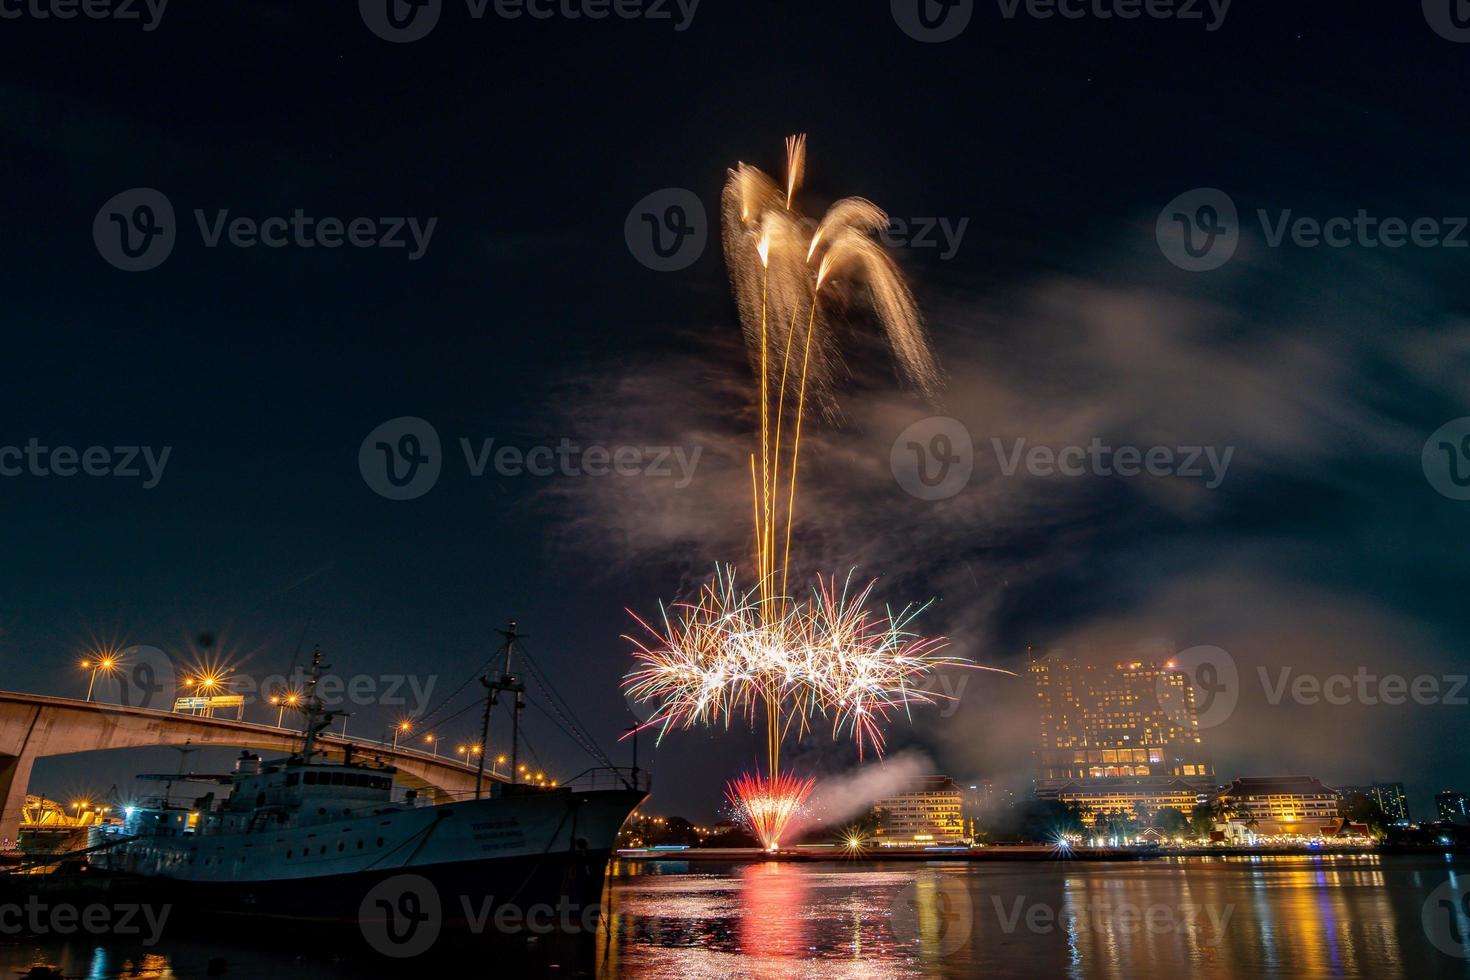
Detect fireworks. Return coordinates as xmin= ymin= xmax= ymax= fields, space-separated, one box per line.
xmin=726 ymin=771 xmax=815 ymax=852
xmin=624 ymin=136 xmax=979 ymax=850
xmin=624 ymin=568 xmax=985 ymax=759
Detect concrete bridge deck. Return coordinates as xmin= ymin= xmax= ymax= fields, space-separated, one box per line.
xmin=0 ymin=691 xmax=504 ymax=845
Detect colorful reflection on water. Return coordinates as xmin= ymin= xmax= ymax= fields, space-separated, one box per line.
xmin=598 ymin=854 xmax=1470 ymax=979
xmin=3 ymin=855 xmax=1468 ymax=978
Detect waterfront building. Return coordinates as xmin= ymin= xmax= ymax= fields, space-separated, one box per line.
xmin=1436 ymin=790 xmax=1469 ymax=824
xmin=874 ymin=776 xmax=966 ymax=845
xmin=1217 ymin=776 xmax=1343 ymax=838
xmin=1339 ymin=782 xmax=1412 ymax=826
xmin=1029 ymin=648 xmax=1214 ymax=817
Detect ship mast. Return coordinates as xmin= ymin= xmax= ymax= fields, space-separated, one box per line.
xmin=298 ymin=645 xmax=338 ymax=762
xmin=476 ymin=621 xmax=525 ymax=799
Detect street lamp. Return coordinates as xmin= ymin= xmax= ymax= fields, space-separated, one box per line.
xmin=424 ymin=734 xmax=438 ymax=756
xmin=80 ymin=655 xmax=119 ymax=701
xmin=494 ymin=754 xmax=506 ymax=776
xmin=182 ymin=674 xmax=224 ymax=715
xmin=269 ymin=691 xmax=301 ymax=728
xmin=393 ymin=720 xmax=412 ymax=750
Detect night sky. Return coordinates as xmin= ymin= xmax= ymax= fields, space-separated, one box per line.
xmin=2 ymin=2 xmax=1467 ymax=821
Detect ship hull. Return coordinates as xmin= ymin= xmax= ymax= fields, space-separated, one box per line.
xmin=73 ymin=785 xmax=645 ymax=957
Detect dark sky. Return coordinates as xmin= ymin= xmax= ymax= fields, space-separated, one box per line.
xmin=2 ymin=2 xmax=1467 ymax=821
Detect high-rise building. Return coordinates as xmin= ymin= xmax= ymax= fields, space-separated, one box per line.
xmin=1340 ymin=782 xmax=1412 ymax=826
xmin=1029 ymin=649 xmax=1214 ymax=817
xmin=1436 ymin=790 xmax=1469 ymax=824
xmin=874 ymin=776 xmax=966 ymax=845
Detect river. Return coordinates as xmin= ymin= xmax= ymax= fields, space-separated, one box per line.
xmin=2 ymin=854 xmax=1468 ymax=977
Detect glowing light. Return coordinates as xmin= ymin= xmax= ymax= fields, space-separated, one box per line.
xmin=727 ymin=771 xmax=815 ymax=851
xmin=624 ymin=568 xmax=989 ymax=759
xmin=626 ymin=137 xmax=990 ymax=836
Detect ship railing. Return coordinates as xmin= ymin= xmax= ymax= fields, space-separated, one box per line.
xmin=560 ymin=767 xmax=651 ymax=793
xmin=434 ymin=768 xmax=649 ymax=798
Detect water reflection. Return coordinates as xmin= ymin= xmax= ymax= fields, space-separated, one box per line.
xmin=5 ymin=856 xmax=1469 ymax=978
xmin=601 ymin=854 xmax=1470 ymax=979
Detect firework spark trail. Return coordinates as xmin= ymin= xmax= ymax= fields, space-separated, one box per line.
xmin=626 ymin=137 xmax=982 ymax=849
xmin=727 ymin=770 xmax=815 ymax=851
xmin=622 ymin=568 xmax=1003 ymax=759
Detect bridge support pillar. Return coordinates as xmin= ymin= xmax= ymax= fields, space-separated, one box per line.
xmin=0 ymin=752 xmax=36 ymax=851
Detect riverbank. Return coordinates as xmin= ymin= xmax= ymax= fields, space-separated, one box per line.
xmin=615 ymin=842 xmax=1462 ymax=862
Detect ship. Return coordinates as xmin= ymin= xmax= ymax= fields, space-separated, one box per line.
xmin=72 ymin=630 xmax=646 ymax=957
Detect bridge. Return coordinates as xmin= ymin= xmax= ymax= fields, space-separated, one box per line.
xmin=0 ymin=692 xmax=505 ymax=846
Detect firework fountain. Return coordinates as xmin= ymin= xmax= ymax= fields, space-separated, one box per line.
xmin=625 ymin=136 xmax=990 ymax=850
